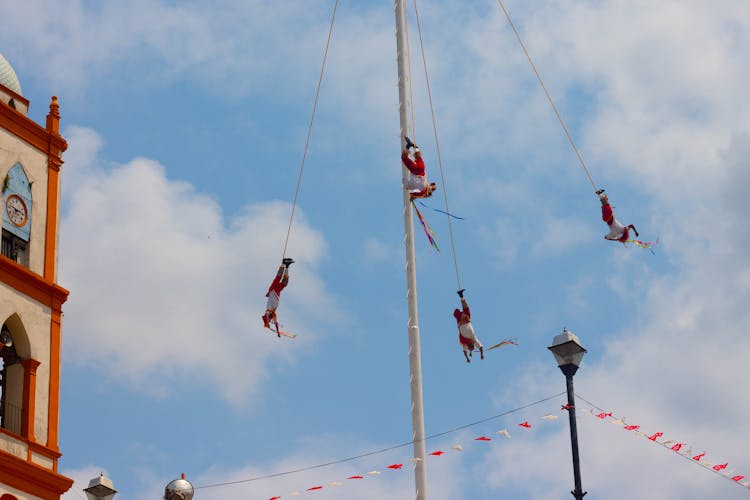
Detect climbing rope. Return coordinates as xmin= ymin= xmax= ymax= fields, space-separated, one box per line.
xmin=495 ymin=0 xmax=599 ymax=194
xmin=405 ymin=12 xmax=417 ymax=144
xmin=410 ymin=0 xmax=463 ymax=289
xmin=281 ymin=0 xmax=340 ymax=259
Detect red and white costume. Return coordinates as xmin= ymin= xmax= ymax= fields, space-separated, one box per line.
xmin=265 ymin=267 xmax=288 ymax=313
xmin=453 ymin=300 xmax=482 ymax=353
xmin=601 ymin=197 xmax=630 ymax=242
xmin=401 ymin=150 xmax=430 ymax=197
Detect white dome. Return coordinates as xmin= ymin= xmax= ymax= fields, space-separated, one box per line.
xmin=0 ymin=53 xmax=22 ymax=95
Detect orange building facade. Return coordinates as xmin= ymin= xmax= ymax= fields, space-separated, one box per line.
xmin=0 ymin=54 xmax=73 ymax=499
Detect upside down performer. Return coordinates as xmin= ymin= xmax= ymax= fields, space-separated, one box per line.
xmin=401 ymin=136 xmax=437 ymax=200
xmin=598 ymin=190 xmax=639 ymax=243
xmin=262 ymin=257 xmax=294 ymax=336
xmin=453 ymin=289 xmax=483 ymax=363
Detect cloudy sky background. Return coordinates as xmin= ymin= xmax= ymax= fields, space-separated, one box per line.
xmin=2 ymin=0 xmax=750 ymax=498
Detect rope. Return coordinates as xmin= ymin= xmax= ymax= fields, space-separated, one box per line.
xmin=192 ymin=392 xmax=565 ymax=490
xmin=411 ymin=0 xmax=462 ymax=289
xmin=281 ymin=0 xmax=339 ymax=259
xmin=404 ymin=11 xmax=417 ymax=143
xmin=495 ymin=0 xmax=599 ymax=194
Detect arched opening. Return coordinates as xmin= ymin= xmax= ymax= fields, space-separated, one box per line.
xmin=0 ymin=314 xmax=30 ymax=436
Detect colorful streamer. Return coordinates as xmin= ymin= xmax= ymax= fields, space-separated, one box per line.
xmin=487 ymin=338 xmax=519 ymax=351
xmin=625 ymin=236 xmax=659 ymax=254
xmin=412 ymin=201 xmax=440 ymax=252
xmin=416 ymin=200 xmax=465 ymax=220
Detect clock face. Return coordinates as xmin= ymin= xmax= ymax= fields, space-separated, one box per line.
xmin=6 ymin=194 xmax=28 ymax=227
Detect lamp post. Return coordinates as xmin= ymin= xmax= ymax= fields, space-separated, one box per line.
xmin=83 ymin=473 xmax=117 ymax=500
xmin=548 ymin=327 xmax=587 ymax=500
xmin=164 ymin=474 xmax=194 ymax=500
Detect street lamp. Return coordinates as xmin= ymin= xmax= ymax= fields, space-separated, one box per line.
xmin=83 ymin=473 xmax=117 ymax=500
xmin=548 ymin=327 xmax=587 ymax=500
xmin=164 ymin=474 xmax=194 ymax=500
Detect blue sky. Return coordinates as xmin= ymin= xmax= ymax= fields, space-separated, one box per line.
xmin=3 ymin=0 xmax=750 ymax=498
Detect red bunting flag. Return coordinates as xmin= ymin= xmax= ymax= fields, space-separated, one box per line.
xmin=596 ymin=412 xmax=612 ymax=419
xmin=475 ymin=436 xmax=492 ymax=441
xmin=518 ymin=421 xmax=532 ymax=428
xmin=307 ymin=485 xmax=323 ymax=491
xmin=648 ymin=432 xmax=663 ymax=441
xmin=269 ymin=497 xmax=281 ymax=500
xmin=387 ymin=463 xmax=403 ymax=470
xmin=347 ymin=476 xmax=363 ymax=480
xmin=693 ymin=452 xmax=705 ymax=461
xmin=624 ymin=425 xmax=640 ymax=431
xmin=713 ymin=463 xmax=728 ymax=471
xmin=733 ymin=475 xmax=745 ymax=482
xmin=671 ymin=443 xmax=683 ymax=452
xmin=561 ymin=404 xmax=573 ymax=411
xmin=430 ymin=451 xmax=445 ymax=456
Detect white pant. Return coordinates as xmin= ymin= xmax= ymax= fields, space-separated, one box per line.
xmin=266 ymin=291 xmax=280 ymax=311
xmin=404 ymin=173 xmax=427 ymax=192
xmin=459 ymin=323 xmax=482 ymax=352
xmin=605 ymin=218 xmax=626 ymax=240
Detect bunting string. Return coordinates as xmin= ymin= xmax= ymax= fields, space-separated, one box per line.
xmin=193 ymin=392 xmax=564 ymax=492
xmin=576 ymin=394 xmax=750 ymax=492
xmin=194 ymin=393 xmax=748 ymax=498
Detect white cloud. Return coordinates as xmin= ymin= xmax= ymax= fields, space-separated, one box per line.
xmin=59 ymin=127 xmax=336 ymax=405
xmin=470 ymin=1 xmax=750 ymax=498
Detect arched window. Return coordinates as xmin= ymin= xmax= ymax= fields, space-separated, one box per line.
xmin=0 ymin=325 xmax=21 ymax=434
xmin=0 ymin=316 xmax=30 ymax=437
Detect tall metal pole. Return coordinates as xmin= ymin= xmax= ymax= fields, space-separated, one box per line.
xmin=394 ymin=1 xmax=428 ymax=499
xmin=561 ymin=364 xmax=586 ymax=499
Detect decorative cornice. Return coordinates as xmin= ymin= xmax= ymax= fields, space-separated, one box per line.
xmin=0 ymin=98 xmax=66 ymax=161
xmin=0 ymin=256 xmax=68 ymax=310
xmin=0 ymin=448 xmax=72 ymax=497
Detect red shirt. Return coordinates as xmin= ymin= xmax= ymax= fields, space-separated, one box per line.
xmin=453 ymin=303 xmax=470 ymax=326
xmin=401 ymin=152 xmax=425 ymax=177
xmin=267 ymin=274 xmax=288 ymax=296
